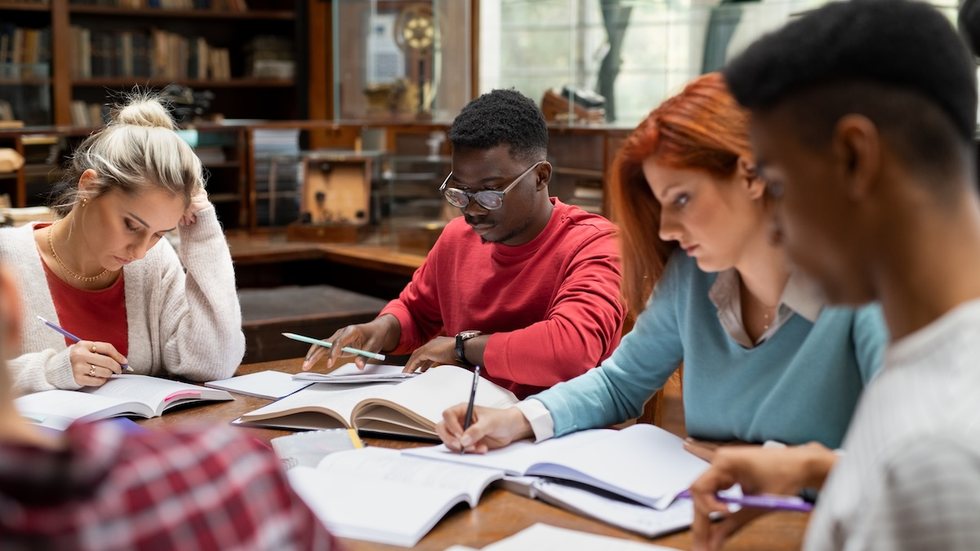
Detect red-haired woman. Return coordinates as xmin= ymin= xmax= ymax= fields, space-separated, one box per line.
xmin=437 ymin=73 xmax=886 ymax=453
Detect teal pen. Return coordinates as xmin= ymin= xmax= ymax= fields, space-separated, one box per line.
xmin=36 ymin=315 xmax=134 ymax=372
xmin=281 ymin=332 xmax=386 ymax=361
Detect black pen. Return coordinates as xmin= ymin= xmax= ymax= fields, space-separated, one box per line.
xmin=460 ymin=364 xmax=480 ymax=455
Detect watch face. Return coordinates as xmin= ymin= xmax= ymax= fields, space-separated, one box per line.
xmin=459 ymin=330 xmax=481 ymax=340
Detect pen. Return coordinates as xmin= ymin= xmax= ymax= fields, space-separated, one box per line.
xmin=37 ymin=315 xmax=133 ymax=373
xmin=281 ymin=332 xmax=386 ymax=361
xmin=460 ymin=364 xmax=481 ymax=455
xmin=676 ymin=489 xmax=814 ymax=513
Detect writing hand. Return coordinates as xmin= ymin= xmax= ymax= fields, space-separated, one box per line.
xmin=69 ymin=340 xmax=127 ymax=387
xmin=436 ymin=404 xmax=533 ymax=454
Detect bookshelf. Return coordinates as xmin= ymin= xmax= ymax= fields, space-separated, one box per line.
xmin=0 ymin=0 xmax=314 ymax=126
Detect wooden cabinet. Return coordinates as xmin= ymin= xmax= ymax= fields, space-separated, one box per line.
xmin=1 ymin=0 xmax=320 ymax=126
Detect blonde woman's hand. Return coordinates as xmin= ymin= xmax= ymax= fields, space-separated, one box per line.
xmin=180 ymin=186 xmax=211 ymax=226
xmin=69 ymin=340 xmax=127 ymax=387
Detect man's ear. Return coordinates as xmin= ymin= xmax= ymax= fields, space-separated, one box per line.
xmin=831 ymin=114 xmax=880 ymax=200
xmin=0 ymin=268 xmax=22 ymax=358
xmin=738 ymin=155 xmax=766 ymax=200
xmin=535 ymin=161 xmax=553 ymax=191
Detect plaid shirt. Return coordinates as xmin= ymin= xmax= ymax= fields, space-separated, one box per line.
xmin=0 ymin=421 xmax=338 ymax=551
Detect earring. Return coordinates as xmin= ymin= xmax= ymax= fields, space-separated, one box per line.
xmin=80 ymin=198 xmax=88 ymax=208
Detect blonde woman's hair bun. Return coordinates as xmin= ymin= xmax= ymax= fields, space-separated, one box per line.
xmin=114 ymin=95 xmax=176 ymax=130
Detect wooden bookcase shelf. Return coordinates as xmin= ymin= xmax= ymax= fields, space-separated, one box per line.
xmin=72 ymin=77 xmax=294 ymax=88
xmin=68 ymin=5 xmax=294 ymax=19
xmin=0 ymin=0 xmax=318 ymax=126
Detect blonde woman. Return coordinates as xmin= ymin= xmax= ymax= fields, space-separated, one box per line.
xmin=0 ymin=94 xmax=244 ymax=394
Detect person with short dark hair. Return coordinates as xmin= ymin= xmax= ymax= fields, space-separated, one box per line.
xmin=689 ymin=2 xmax=980 ymax=549
xmin=434 ymin=73 xmax=886 ymax=455
xmin=303 ymin=89 xmax=625 ymax=398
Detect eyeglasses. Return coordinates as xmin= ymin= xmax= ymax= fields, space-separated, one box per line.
xmin=439 ymin=161 xmax=545 ymax=210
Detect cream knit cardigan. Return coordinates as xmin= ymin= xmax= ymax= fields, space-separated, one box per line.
xmin=1 ymin=206 xmax=245 ymax=395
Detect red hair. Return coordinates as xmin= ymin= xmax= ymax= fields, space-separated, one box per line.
xmin=608 ymin=72 xmax=754 ymax=315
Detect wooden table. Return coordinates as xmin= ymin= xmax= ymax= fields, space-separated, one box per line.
xmin=142 ymin=359 xmax=809 ymax=551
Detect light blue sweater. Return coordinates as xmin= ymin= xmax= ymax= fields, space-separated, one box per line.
xmin=532 ymin=251 xmax=887 ymax=448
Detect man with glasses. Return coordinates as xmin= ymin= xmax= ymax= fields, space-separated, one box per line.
xmin=303 ymin=89 xmax=625 ymax=399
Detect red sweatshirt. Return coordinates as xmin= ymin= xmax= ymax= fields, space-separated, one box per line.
xmin=380 ymin=199 xmax=625 ymax=398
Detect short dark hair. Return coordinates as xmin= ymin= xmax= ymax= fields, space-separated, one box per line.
xmin=724 ymin=0 xmax=977 ymax=182
xmin=960 ymin=0 xmax=980 ymax=57
xmin=448 ymin=89 xmax=548 ymax=161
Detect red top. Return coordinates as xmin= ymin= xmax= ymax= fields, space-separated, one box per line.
xmin=381 ymin=199 xmax=625 ymax=398
xmin=39 ymin=226 xmax=128 ymax=357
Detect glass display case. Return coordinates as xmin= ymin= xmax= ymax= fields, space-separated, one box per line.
xmin=331 ymin=0 xmax=471 ymax=123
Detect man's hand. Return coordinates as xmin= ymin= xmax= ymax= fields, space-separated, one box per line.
xmin=690 ymin=442 xmax=837 ymax=551
xmin=303 ymin=315 xmax=399 ymax=371
xmin=403 ymin=336 xmax=457 ymax=373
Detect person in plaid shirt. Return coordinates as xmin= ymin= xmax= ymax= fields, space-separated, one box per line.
xmin=0 ymin=265 xmax=337 ymax=550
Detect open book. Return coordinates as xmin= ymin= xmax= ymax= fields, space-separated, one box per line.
xmin=236 ymin=365 xmax=517 ymax=439
xmin=405 ymin=423 xmax=708 ymax=510
xmin=500 ymin=476 xmax=694 ymax=538
xmin=15 ymin=375 xmax=235 ymax=431
xmin=288 ymin=447 xmax=503 ymax=547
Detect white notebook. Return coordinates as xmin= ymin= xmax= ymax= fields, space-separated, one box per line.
xmin=206 ymin=370 xmax=312 ymax=399
xmin=288 ymin=447 xmax=503 ymax=547
xmin=446 ymin=523 xmax=681 ymax=551
xmin=16 ymin=375 xmax=234 ymax=431
xmin=405 ymin=423 xmax=708 ymax=510
xmin=291 ymin=363 xmax=418 ymax=384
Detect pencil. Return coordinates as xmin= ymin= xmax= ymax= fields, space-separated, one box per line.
xmin=36 ymin=315 xmax=134 ymax=372
xmin=460 ymin=364 xmax=481 ymax=455
xmin=281 ymin=332 xmax=386 ymax=361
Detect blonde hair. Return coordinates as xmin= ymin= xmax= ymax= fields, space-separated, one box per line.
xmin=52 ymin=93 xmax=204 ymax=216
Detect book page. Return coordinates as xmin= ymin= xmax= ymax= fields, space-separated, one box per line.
xmin=479 ymin=523 xmax=680 ymax=551
xmin=87 ymin=375 xmax=231 ymax=416
xmin=404 ymin=428 xmax=618 ymax=475
xmin=293 ymin=363 xmax=417 ymax=384
xmin=15 ymin=389 xmax=148 ymax=430
xmin=353 ymin=365 xmax=518 ymax=433
xmin=526 ymin=424 xmax=708 ymax=510
xmin=406 ymin=425 xmax=707 ymax=510
xmin=239 ymin=381 xmax=399 ymax=427
xmin=206 ymin=370 xmax=312 ymax=399
xmin=287 ymin=447 xmax=502 ymax=547
xmin=535 ymin=480 xmax=693 ymax=538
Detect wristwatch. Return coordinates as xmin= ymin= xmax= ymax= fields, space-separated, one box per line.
xmin=454 ymin=330 xmax=482 ymax=366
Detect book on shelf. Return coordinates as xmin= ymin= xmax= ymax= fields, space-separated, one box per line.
xmin=70 ymin=26 xmax=230 ymax=80
xmin=15 ymin=374 xmax=234 ymax=431
xmin=235 ymin=364 xmax=518 ymax=439
xmin=405 ymin=423 xmax=709 ymax=510
xmin=288 ymin=447 xmax=504 ymax=547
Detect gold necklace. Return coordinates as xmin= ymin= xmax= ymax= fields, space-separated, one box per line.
xmin=47 ymin=224 xmax=108 ymax=282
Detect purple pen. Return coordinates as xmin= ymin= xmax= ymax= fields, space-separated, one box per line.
xmin=36 ymin=315 xmax=134 ymax=373
xmin=676 ymin=489 xmax=814 ymax=513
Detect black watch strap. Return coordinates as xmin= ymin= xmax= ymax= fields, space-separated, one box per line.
xmin=455 ymin=331 xmax=481 ymax=366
